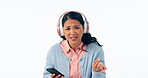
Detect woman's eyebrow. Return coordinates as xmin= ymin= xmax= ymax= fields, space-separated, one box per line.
xmin=73 ymin=25 xmax=81 ymax=27
xmin=64 ymin=25 xmax=80 ymax=27
xmin=64 ymin=26 xmax=70 ymax=28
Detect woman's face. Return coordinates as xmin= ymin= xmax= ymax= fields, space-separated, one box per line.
xmin=63 ymin=19 xmax=84 ymax=46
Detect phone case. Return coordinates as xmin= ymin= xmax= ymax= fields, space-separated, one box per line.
xmin=46 ymin=68 xmax=64 ymax=77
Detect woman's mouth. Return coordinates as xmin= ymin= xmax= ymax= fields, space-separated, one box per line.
xmin=70 ymin=37 xmax=78 ymax=40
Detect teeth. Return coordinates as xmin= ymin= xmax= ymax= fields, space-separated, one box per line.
xmin=71 ymin=37 xmax=77 ymax=39
xmin=73 ymin=37 xmax=77 ymax=38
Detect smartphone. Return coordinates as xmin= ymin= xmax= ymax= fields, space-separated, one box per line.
xmin=46 ymin=68 xmax=64 ymax=77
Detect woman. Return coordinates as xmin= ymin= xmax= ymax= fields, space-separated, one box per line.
xmin=44 ymin=11 xmax=107 ymax=78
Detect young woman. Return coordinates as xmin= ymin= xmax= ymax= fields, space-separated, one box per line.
xmin=44 ymin=11 xmax=107 ymax=78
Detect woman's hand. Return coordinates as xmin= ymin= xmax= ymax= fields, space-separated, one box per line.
xmin=50 ymin=74 xmax=64 ymax=78
xmin=92 ymin=59 xmax=107 ymax=73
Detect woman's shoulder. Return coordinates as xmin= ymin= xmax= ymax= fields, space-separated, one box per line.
xmin=50 ymin=42 xmax=61 ymax=49
xmin=49 ymin=42 xmax=60 ymax=51
xmin=87 ymin=42 xmax=102 ymax=48
xmin=47 ymin=42 xmax=61 ymax=54
xmin=87 ymin=42 xmax=103 ymax=51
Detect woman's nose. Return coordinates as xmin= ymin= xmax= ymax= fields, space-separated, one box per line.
xmin=70 ymin=28 xmax=76 ymax=34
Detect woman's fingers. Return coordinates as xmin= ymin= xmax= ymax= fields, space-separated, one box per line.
xmin=50 ymin=73 xmax=55 ymax=77
xmin=96 ymin=63 xmax=105 ymax=72
xmin=61 ymin=76 xmax=64 ymax=78
xmin=50 ymin=74 xmax=64 ymax=78
xmin=92 ymin=59 xmax=107 ymax=72
xmin=50 ymin=74 xmax=59 ymax=78
xmin=104 ymin=65 xmax=107 ymax=70
xmin=93 ymin=59 xmax=100 ymax=65
xmin=56 ymin=74 xmax=62 ymax=78
xmin=92 ymin=59 xmax=100 ymax=70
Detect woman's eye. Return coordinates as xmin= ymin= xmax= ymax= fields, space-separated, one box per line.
xmin=65 ymin=28 xmax=70 ymax=30
xmin=75 ymin=27 xmax=80 ymax=29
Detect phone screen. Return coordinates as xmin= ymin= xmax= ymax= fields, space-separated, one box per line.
xmin=46 ymin=68 xmax=64 ymax=77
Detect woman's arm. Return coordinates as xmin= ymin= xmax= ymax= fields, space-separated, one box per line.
xmin=43 ymin=48 xmax=54 ymax=78
xmin=91 ymin=46 xmax=107 ymax=78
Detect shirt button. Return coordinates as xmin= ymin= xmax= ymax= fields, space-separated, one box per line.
xmin=80 ymin=58 xmax=83 ymax=61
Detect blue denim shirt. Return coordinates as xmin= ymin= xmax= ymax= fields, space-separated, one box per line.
xmin=43 ymin=42 xmax=106 ymax=78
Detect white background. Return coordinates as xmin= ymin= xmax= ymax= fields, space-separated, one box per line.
xmin=0 ymin=0 xmax=148 ymax=78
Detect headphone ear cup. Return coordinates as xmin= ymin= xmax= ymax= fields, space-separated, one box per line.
xmin=84 ymin=22 xmax=89 ymax=33
xmin=86 ymin=22 xmax=89 ymax=33
xmin=57 ymin=25 xmax=61 ymax=36
xmin=57 ymin=24 xmax=64 ymax=36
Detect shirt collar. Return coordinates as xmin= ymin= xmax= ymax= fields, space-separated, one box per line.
xmin=61 ymin=40 xmax=84 ymax=53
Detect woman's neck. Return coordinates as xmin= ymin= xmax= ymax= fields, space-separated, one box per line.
xmin=68 ymin=41 xmax=81 ymax=50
